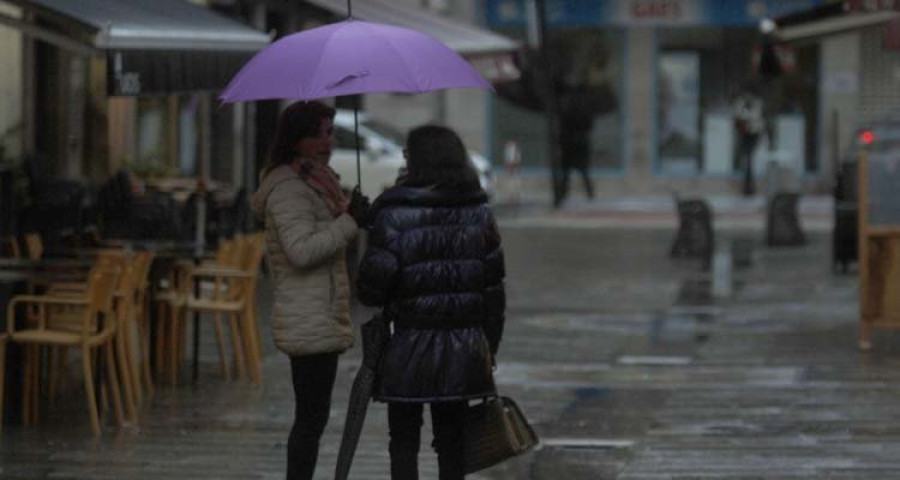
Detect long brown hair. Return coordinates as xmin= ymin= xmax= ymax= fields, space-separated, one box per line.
xmin=263 ymin=100 xmax=336 ymax=176
xmin=402 ymin=125 xmax=482 ymax=194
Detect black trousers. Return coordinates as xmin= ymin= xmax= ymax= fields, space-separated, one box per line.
xmin=388 ymin=401 xmax=467 ymax=480
xmin=557 ymin=164 xmax=595 ymax=205
xmin=736 ymin=133 xmax=760 ymax=196
xmin=287 ymin=352 xmax=339 ymax=480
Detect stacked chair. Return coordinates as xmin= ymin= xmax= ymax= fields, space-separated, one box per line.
xmin=0 ymin=228 xmax=266 ymax=435
xmin=2 ymin=264 xmax=123 ymax=435
xmin=1 ymin=248 xmax=157 ymax=435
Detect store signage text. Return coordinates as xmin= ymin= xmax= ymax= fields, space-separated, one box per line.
xmin=845 ymin=0 xmax=900 ymax=11
xmin=630 ymin=0 xmax=684 ymax=20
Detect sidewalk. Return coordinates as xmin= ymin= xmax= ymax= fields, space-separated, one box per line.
xmin=493 ymin=193 xmax=834 ymax=232
xmin=2 ymin=200 xmax=882 ymax=480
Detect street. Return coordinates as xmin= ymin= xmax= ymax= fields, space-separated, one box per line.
xmin=3 ymin=197 xmax=899 ymax=479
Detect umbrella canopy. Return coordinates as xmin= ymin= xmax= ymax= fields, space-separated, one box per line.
xmin=220 ymin=19 xmax=491 ymax=102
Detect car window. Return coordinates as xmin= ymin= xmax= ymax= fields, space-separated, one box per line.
xmin=334 ymin=126 xmax=367 ymax=150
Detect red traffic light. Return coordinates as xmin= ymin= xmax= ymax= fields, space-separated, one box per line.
xmin=860 ymin=130 xmax=875 ymax=145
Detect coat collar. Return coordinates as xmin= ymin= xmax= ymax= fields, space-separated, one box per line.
xmin=371 ymin=185 xmax=487 ymax=212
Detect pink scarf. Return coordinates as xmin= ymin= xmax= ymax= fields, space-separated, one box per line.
xmin=297 ymin=160 xmax=349 ymax=217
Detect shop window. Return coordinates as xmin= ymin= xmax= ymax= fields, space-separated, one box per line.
xmin=656 ymin=28 xmax=820 ymax=177
xmin=657 ymin=51 xmax=701 ymax=174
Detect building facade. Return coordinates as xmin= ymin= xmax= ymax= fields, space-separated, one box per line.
xmin=485 ymin=0 xmax=830 ymax=198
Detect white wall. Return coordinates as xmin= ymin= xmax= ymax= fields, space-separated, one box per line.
xmin=820 ymin=32 xmax=860 ymax=177
xmin=0 ymin=1 xmax=22 ymax=158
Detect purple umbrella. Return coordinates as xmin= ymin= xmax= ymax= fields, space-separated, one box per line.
xmin=220 ymin=18 xmax=493 ymax=185
xmin=221 ymin=19 xmax=491 ymax=102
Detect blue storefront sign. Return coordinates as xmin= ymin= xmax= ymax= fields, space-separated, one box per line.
xmin=485 ymin=0 xmax=824 ymax=28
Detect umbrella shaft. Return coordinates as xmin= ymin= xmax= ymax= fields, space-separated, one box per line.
xmin=355 ymin=106 xmax=361 ymax=188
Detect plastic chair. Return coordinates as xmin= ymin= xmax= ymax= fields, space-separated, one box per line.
xmin=155 ymin=238 xmax=246 ymax=384
xmin=2 ymin=266 xmax=122 ymax=436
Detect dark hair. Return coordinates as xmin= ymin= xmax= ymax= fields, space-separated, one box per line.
xmin=402 ymin=125 xmax=482 ymax=194
xmin=263 ymin=100 xmax=336 ymax=175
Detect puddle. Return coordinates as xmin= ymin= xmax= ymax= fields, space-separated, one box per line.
xmin=616 ymin=355 xmax=692 ymax=366
xmin=541 ymin=438 xmax=634 ymax=450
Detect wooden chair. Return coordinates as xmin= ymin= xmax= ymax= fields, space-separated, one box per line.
xmin=1 ymin=235 xmax=21 ymax=258
xmin=2 ymin=266 xmax=123 ymax=436
xmin=44 ymin=251 xmax=145 ymax=421
xmin=155 ymin=238 xmax=244 ymax=384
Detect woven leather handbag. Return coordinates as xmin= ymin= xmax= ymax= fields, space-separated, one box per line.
xmin=463 ymin=396 xmax=539 ymax=474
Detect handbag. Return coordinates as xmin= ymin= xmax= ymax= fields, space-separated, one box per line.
xmin=463 ymin=395 xmax=539 ymax=474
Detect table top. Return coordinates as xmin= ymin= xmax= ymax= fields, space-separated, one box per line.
xmin=0 ymin=258 xmax=94 ymax=270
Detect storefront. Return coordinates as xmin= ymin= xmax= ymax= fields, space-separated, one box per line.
xmin=485 ymin=0 xmax=827 ymax=196
xmin=0 ymin=0 xmax=269 ymax=186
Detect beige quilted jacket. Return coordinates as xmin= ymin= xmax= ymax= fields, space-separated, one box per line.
xmin=251 ymin=165 xmax=358 ymax=357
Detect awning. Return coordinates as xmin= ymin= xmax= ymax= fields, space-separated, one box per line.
xmin=1 ymin=0 xmax=270 ymax=95
xmin=776 ymin=2 xmax=900 ymax=42
xmin=304 ymin=0 xmax=521 ymax=82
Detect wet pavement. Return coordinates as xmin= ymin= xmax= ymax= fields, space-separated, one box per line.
xmin=5 ymin=196 xmax=900 ymax=479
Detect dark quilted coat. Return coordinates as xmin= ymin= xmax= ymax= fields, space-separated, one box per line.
xmin=356 ymin=185 xmax=506 ymax=403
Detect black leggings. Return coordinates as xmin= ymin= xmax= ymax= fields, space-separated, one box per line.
xmin=388 ymin=401 xmax=467 ymax=480
xmin=287 ymin=352 xmax=339 ymax=480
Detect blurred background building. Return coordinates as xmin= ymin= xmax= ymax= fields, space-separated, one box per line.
xmin=3 ymin=0 xmax=900 ymax=209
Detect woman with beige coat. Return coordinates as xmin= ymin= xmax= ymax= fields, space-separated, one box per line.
xmin=251 ymin=100 xmax=369 ymax=480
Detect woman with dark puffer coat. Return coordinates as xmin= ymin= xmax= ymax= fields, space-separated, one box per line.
xmin=356 ymin=125 xmax=506 ymax=480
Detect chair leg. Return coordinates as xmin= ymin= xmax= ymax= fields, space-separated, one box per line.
xmin=212 ymin=313 xmax=230 ymax=380
xmin=81 ymin=347 xmax=101 ymax=436
xmin=250 ymin=299 xmax=263 ymax=359
xmin=0 ymin=339 xmax=6 ymax=433
xmin=104 ymin=344 xmax=125 ymax=428
xmin=228 ymin=313 xmax=246 ymax=381
xmin=22 ymin=345 xmax=31 ymax=426
xmin=47 ymin=346 xmax=58 ymax=403
xmin=155 ymin=303 xmax=166 ymax=379
xmin=115 ymin=332 xmax=138 ymax=422
xmin=31 ymin=345 xmax=40 ymax=425
xmin=139 ymin=314 xmax=155 ymax=398
xmin=247 ymin=304 xmax=263 ymax=383
xmin=124 ymin=318 xmax=143 ymax=406
xmin=238 ymin=312 xmax=261 ymax=385
xmin=168 ymin=307 xmax=182 ymax=386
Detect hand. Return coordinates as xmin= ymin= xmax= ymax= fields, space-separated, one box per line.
xmin=347 ymin=186 xmax=371 ymax=227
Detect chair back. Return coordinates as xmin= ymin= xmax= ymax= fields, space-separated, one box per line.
xmin=2 ymin=236 xmax=21 ymax=258
xmin=24 ymin=232 xmax=43 ymax=260
xmin=83 ymin=266 xmax=121 ymax=339
xmin=239 ymin=233 xmax=266 ymax=296
xmin=133 ymin=250 xmax=155 ymax=301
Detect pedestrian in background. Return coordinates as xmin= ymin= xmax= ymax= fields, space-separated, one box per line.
xmin=356 ymin=124 xmax=507 ymax=480
xmin=557 ymin=88 xmax=596 ymax=206
xmin=250 ymin=100 xmax=369 ymax=480
xmin=732 ymin=84 xmax=765 ymax=196
xmin=502 ymin=139 xmax=523 ymax=206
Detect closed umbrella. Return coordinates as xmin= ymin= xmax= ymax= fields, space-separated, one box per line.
xmin=335 ymin=314 xmax=390 ymax=480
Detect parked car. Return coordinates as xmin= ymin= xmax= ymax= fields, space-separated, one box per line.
xmin=331 ymin=110 xmax=494 ymax=197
